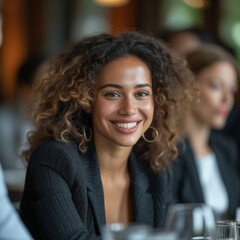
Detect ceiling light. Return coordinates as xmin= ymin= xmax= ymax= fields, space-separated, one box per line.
xmin=182 ymin=0 xmax=209 ymax=9
xmin=95 ymin=0 xmax=129 ymax=7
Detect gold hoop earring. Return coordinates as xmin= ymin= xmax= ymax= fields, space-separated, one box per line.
xmin=142 ymin=126 xmax=158 ymax=143
xmin=83 ymin=127 xmax=92 ymax=142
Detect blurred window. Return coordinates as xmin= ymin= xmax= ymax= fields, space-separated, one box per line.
xmin=160 ymin=0 xmax=240 ymax=63
xmin=220 ymin=0 xmax=240 ymax=63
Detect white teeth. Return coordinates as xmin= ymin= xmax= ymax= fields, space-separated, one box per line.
xmin=115 ymin=122 xmax=137 ymax=129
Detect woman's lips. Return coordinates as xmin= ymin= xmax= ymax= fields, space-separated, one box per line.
xmin=111 ymin=120 xmax=141 ymax=134
xmin=217 ymin=109 xmax=229 ymax=117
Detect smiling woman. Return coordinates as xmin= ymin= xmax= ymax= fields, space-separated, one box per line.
xmin=19 ymin=31 xmax=196 ymax=240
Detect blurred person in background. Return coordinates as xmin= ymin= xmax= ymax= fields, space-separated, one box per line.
xmin=158 ymin=27 xmax=213 ymax=57
xmin=159 ymin=26 xmax=240 ymax=166
xmin=0 ymin=56 xmax=45 ymax=198
xmin=172 ymin=43 xmax=240 ymax=220
xmin=0 ymin=162 xmax=33 ymax=239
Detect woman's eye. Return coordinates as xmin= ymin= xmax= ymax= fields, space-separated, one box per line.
xmin=209 ymin=82 xmax=222 ymax=90
xmin=104 ymin=92 xmax=120 ymax=97
xmin=135 ymin=91 xmax=149 ymax=97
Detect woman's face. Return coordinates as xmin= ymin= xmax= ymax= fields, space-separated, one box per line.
xmin=192 ymin=61 xmax=238 ymax=129
xmin=92 ymin=56 xmax=154 ymax=148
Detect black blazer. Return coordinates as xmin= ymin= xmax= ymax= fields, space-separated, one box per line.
xmin=20 ymin=140 xmax=172 ymax=240
xmin=172 ymin=132 xmax=240 ymax=219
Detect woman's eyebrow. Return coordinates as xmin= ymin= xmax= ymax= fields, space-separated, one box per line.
xmin=99 ymin=83 xmax=152 ymax=90
xmin=134 ymin=83 xmax=152 ymax=89
xmin=99 ymin=84 xmax=123 ymax=89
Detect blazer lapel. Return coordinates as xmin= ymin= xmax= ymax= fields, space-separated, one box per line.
xmin=128 ymin=152 xmax=154 ymax=226
xmin=183 ymin=139 xmax=205 ymax=202
xmin=81 ymin=143 xmax=106 ymax=232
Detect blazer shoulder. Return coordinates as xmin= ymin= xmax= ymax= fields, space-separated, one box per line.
xmin=29 ymin=140 xmax=83 ymax=175
xmin=210 ymin=132 xmax=237 ymax=151
xmin=210 ymin=132 xmax=238 ymax=163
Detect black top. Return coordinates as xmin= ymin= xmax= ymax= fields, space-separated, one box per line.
xmin=20 ymin=140 xmax=172 ymax=240
xmin=172 ymin=131 xmax=240 ymax=219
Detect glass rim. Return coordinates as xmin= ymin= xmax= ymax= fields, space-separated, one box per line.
xmin=216 ymin=220 xmax=236 ymax=226
xmin=101 ymin=222 xmax=152 ymax=232
xmin=169 ymin=203 xmax=211 ymax=211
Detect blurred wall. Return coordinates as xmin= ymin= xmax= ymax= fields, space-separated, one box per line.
xmin=0 ymin=0 xmax=239 ymax=101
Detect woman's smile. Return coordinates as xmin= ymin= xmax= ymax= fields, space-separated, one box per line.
xmin=113 ymin=121 xmax=138 ymax=129
xmin=111 ymin=120 xmax=142 ymax=134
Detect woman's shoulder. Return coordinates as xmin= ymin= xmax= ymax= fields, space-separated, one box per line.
xmin=210 ymin=131 xmax=238 ymax=162
xmin=33 ymin=139 xmax=79 ymax=156
xmin=29 ymin=140 xmax=84 ymax=171
xmin=210 ymin=131 xmax=237 ymax=151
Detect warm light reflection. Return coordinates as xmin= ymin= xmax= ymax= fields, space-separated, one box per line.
xmin=182 ymin=0 xmax=209 ymax=9
xmin=95 ymin=0 xmax=129 ymax=7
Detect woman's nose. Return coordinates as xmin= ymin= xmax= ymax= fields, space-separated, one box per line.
xmin=118 ymin=96 xmax=137 ymax=115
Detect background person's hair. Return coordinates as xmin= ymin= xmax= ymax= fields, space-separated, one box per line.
xmin=186 ymin=43 xmax=240 ymax=80
xmin=158 ymin=27 xmax=214 ymax=45
xmin=24 ymin=31 xmax=196 ymax=171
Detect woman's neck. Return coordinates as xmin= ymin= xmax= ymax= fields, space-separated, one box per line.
xmin=94 ymin=138 xmax=132 ymax=181
xmin=94 ymin=137 xmax=134 ymax=224
xmin=186 ymin=115 xmax=211 ymax=157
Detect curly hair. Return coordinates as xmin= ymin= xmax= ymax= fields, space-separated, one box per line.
xmin=24 ymin=31 xmax=196 ymax=171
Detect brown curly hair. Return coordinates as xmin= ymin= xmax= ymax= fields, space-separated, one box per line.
xmin=24 ymin=31 xmax=197 ymax=171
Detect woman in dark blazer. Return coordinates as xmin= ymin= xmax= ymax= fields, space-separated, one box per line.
xmin=20 ymin=32 xmax=196 ymax=240
xmin=172 ymin=43 xmax=240 ymax=220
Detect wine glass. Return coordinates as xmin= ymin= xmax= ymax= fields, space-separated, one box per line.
xmin=164 ymin=203 xmax=216 ymax=240
xmin=101 ymin=223 xmax=153 ymax=240
xmin=147 ymin=230 xmax=178 ymax=240
xmin=236 ymin=221 xmax=240 ymax=240
xmin=236 ymin=207 xmax=240 ymax=222
xmin=215 ymin=221 xmax=237 ymax=240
